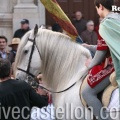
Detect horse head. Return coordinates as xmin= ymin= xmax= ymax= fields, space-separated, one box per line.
xmin=15 ymin=26 xmax=91 ymax=91
xmin=15 ymin=25 xmax=42 ymax=83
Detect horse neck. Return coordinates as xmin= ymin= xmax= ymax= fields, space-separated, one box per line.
xmin=36 ymin=29 xmax=90 ymax=91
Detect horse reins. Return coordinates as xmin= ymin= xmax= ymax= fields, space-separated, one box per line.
xmin=38 ymin=72 xmax=87 ymax=93
xmin=38 ymin=82 xmax=76 ymax=93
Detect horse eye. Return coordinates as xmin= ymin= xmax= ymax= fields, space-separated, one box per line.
xmin=24 ymin=50 xmax=28 ymax=54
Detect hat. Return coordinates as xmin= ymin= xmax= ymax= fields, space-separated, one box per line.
xmin=8 ymin=38 xmax=21 ymax=47
xmin=20 ymin=19 xmax=29 ymax=24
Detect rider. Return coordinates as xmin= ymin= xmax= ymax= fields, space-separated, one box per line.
xmin=82 ymin=1 xmax=115 ymax=119
xmin=96 ymin=0 xmax=120 ymax=96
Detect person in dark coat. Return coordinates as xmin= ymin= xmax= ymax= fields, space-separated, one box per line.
xmin=72 ymin=11 xmax=87 ymax=35
xmin=0 ymin=58 xmax=48 ymax=120
xmin=13 ymin=19 xmax=30 ymax=39
xmin=52 ymin=22 xmax=62 ymax=32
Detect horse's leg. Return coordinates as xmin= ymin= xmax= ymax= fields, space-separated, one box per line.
xmin=82 ymin=76 xmax=111 ymax=120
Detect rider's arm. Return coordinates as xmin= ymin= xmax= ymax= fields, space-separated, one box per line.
xmin=82 ymin=44 xmax=97 ymax=57
xmin=88 ymin=45 xmax=97 ymax=54
xmin=87 ymin=50 xmax=107 ymax=70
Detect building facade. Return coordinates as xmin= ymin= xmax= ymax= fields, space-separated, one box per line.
xmin=0 ymin=0 xmax=120 ymax=44
xmin=46 ymin=0 xmax=120 ymax=26
xmin=0 ymin=0 xmax=45 ymax=44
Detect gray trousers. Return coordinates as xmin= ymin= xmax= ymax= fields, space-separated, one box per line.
xmin=82 ymin=76 xmax=111 ymax=120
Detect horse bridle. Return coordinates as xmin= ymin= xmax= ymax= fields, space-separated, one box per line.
xmin=17 ymin=38 xmax=37 ymax=78
xmin=17 ymin=25 xmax=41 ymax=87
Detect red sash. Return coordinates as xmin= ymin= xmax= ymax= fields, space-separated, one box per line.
xmin=87 ymin=38 xmax=114 ymax=88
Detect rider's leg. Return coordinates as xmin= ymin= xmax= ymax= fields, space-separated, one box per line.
xmin=82 ymin=76 xmax=110 ymax=120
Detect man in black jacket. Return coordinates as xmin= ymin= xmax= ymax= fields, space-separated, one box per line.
xmin=13 ymin=19 xmax=30 ymax=39
xmin=0 ymin=58 xmax=48 ymax=120
xmin=72 ymin=11 xmax=87 ymax=35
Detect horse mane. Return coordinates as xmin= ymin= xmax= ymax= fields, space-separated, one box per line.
xmin=35 ymin=29 xmax=91 ymax=91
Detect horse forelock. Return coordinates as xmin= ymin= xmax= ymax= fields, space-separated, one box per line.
xmin=35 ymin=29 xmax=91 ymax=91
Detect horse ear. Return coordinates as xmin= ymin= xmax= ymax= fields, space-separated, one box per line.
xmin=40 ymin=25 xmax=45 ymax=29
xmin=34 ymin=24 xmax=38 ymax=36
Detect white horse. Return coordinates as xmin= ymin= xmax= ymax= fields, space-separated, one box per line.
xmin=14 ymin=26 xmax=119 ymax=120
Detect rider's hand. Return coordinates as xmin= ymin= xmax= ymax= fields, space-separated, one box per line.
xmin=82 ymin=43 xmax=90 ymax=49
xmin=85 ymin=58 xmax=92 ymax=70
xmin=36 ymin=87 xmax=48 ymax=96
